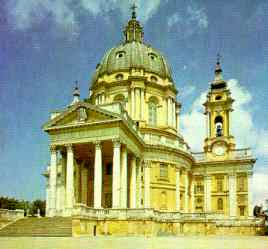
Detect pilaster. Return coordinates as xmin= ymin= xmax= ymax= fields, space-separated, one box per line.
xmin=247 ymin=172 xmax=253 ymax=217
xmin=229 ymin=173 xmax=237 ymax=217
xmin=175 ymin=168 xmax=180 ymax=211
xmin=204 ymin=175 xmax=212 ymax=212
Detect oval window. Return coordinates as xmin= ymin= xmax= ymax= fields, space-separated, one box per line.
xmin=150 ymin=76 xmax=157 ymax=82
xmin=215 ymin=95 xmax=222 ymax=100
xmin=115 ymin=74 xmax=123 ymax=80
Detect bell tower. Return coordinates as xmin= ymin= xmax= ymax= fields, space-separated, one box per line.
xmin=203 ymin=57 xmax=235 ymax=157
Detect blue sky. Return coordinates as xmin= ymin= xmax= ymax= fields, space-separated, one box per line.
xmin=0 ymin=0 xmax=267 ymax=204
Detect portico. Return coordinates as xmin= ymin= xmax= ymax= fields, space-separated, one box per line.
xmin=46 ymin=138 xmax=143 ymax=217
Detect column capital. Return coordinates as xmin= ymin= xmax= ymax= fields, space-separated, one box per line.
xmin=50 ymin=145 xmax=57 ymax=153
xmin=228 ymin=172 xmax=236 ymax=177
xmin=65 ymin=144 xmax=73 ymax=153
xmin=143 ymin=160 xmax=151 ymax=168
xmin=112 ymin=139 xmax=121 ymax=148
xmin=94 ymin=141 xmax=102 ymax=149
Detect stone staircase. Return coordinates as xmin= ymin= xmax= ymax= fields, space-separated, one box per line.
xmin=0 ymin=217 xmax=72 ymax=237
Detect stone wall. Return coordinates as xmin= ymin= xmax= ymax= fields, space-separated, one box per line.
xmin=0 ymin=209 xmax=24 ymax=229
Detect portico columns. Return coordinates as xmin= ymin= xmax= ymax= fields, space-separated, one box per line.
xmin=120 ymin=146 xmax=128 ymax=208
xmin=94 ymin=141 xmax=102 ymax=208
xmin=130 ymin=156 xmax=137 ymax=208
xmin=66 ymin=144 xmax=74 ymax=214
xmin=204 ymin=175 xmax=212 ymax=212
xmin=229 ymin=173 xmax=237 ymax=217
xmin=175 ymin=169 xmax=180 ymax=211
xmin=112 ymin=140 xmax=121 ymax=208
xmin=49 ymin=145 xmax=57 ymax=216
xmin=247 ymin=172 xmax=253 ymax=217
xmin=144 ymin=161 xmax=151 ymax=208
xmin=184 ymin=171 xmax=189 ymax=212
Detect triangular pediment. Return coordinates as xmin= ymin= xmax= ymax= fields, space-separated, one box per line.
xmin=43 ymin=102 xmax=121 ymax=131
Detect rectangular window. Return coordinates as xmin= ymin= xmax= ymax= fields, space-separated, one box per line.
xmin=238 ymin=176 xmax=245 ymax=191
xmin=216 ymin=177 xmax=223 ymax=192
xmin=160 ymin=163 xmax=168 ymax=178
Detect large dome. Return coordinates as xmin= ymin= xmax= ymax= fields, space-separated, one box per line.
xmin=91 ymin=11 xmax=173 ymax=85
xmin=94 ymin=42 xmax=173 ymax=82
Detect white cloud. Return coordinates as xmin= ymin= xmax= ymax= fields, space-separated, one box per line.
xmin=8 ymin=0 xmax=78 ymax=33
xmin=180 ymin=85 xmax=196 ymax=98
xmin=167 ymin=3 xmax=208 ymax=36
xmin=167 ymin=13 xmax=180 ymax=28
xmin=181 ymin=79 xmax=268 ymax=158
xmin=7 ymin=0 xmax=163 ymax=32
xmin=252 ymin=173 xmax=268 ymax=206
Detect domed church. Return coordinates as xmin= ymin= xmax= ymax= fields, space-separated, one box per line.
xmin=42 ymin=6 xmax=263 ymax=236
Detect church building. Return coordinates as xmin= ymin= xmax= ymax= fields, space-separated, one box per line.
xmin=42 ymin=7 xmax=263 ymax=236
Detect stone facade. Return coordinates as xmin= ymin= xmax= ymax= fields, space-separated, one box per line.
xmin=42 ymin=8 xmax=263 ymax=236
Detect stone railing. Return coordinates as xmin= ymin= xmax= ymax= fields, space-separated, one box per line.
xmin=0 ymin=209 xmax=24 ymax=221
xmin=72 ymin=205 xmax=225 ymax=222
xmin=143 ymin=133 xmax=191 ymax=153
xmin=193 ymin=148 xmax=254 ymax=162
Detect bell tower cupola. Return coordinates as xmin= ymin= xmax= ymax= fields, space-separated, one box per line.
xmin=203 ymin=56 xmax=235 ymax=157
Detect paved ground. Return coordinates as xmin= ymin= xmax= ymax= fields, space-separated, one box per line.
xmin=0 ymin=236 xmax=267 ymax=249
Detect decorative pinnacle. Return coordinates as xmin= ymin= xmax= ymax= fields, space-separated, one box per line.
xmin=131 ymin=2 xmax=137 ymax=19
xmin=215 ymin=53 xmax=222 ymax=74
xmin=73 ymin=80 xmax=80 ymax=97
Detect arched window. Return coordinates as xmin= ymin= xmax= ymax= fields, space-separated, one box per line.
xmin=214 ymin=116 xmax=223 ymax=137
xmin=148 ymin=97 xmax=158 ymax=126
xmin=114 ymin=94 xmax=126 ymax=108
xmin=217 ymin=198 xmax=223 ymax=210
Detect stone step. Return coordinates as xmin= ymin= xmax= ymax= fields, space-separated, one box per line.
xmin=0 ymin=217 xmax=72 ymax=237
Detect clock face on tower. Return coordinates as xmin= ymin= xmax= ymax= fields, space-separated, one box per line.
xmin=212 ymin=142 xmax=227 ymax=156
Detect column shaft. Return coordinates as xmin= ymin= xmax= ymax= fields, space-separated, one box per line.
xmin=144 ymin=162 xmax=151 ymax=208
xmin=94 ymin=142 xmax=102 ymax=208
xmin=49 ymin=146 xmax=57 ymax=216
xmin=175 ymin=169 xmax=180 ymax=211
xmin=131 ymin=88 xmax=135 ymax=118
xmin=112 ymin=141 xmax=121 ymax=208
xmin=176 ymin=110 xmax=180 ymax=133
xmin=140 ymin=89 xmax=144 ymax=120
xmin=120 ymin=146 xmax=128 ymax=208
xmin=66 ymin=145 xmax=74 ymax=214
xmin=130 ymin=157 xmax=137 ymax=208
